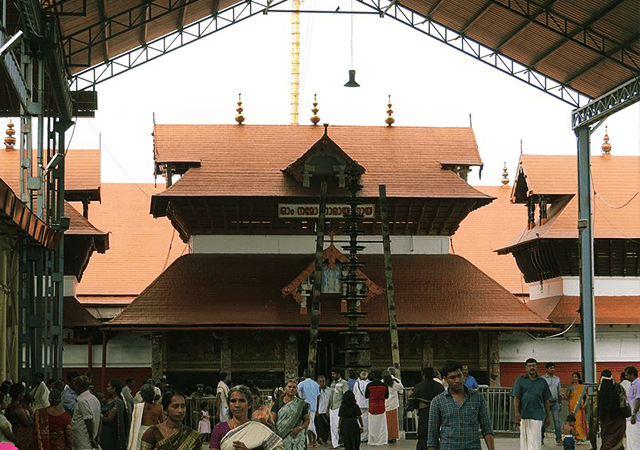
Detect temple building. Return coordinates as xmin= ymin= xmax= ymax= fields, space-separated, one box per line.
xmin=100 ymin=122 xmax=553 ymax=388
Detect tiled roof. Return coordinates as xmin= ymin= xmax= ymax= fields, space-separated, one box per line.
xmin=65 ymin=202 xmax=109 ymax=252
xmin=63 ymin=296 xmax=102 ymax=327
xmin=74 ymin=183 xmax=187 ymax=299
xmin=452 ymin=185 xmax=528 ymax=295
xmin=0 ymin=149 xmax=101 ymax=199
xmin=501 ymin=154 xmax=640 ymax=250
xmin=0 ymin=177 xmax=61 ymax=249
xmin=108 ymin=253 xmax=550 ymax=329
xmin=152 ymin=124 xmax=490 ymax=202
xmin=526 ymin=295 xmax=640 ymax=325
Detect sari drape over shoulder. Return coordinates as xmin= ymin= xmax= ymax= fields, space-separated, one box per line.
xmin=274 ymin=397 xmax=308 ymax=450
xmin=141 ymin=424 xmax=201 ymax=450
xmin=568 ymin=384 xmax=588 ymax=440
xmin=220 ymin=420 xmax=283 ymax=450
xmin=34 ymin=408 xmax=71 ymax=450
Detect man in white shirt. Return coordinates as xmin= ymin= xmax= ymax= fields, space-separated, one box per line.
xmin=30 ymin=372 xmax=50 ymax=410
xmin=354 ymin=370 xmax=370 ymax=442
xmin=72 ymin=375 xmax=101 ymax=450
xmin=216 ymin=372 xmax=230 ymax=422
xmin=316 ymin=375 xmax=332 ymax=445
xmin=329 ymin=369 xmax=349 ymax=448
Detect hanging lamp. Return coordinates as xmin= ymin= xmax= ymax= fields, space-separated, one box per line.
xmin=344 ymin=4 xmax=360 ymax=87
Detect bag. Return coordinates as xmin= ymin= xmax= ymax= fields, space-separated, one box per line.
xmin=619 ymin=385 xmax=632 ymax=418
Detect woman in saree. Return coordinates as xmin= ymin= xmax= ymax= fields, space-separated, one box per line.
xmin=596 ymin=370 xmax=627 ymax=450
xmin=33 ymin=389 xmax=73 ymax=450
xmin=141 ymin=390 xmax=201 ymax=450
xmin=6 ymin=383 xmax=34 ymax=450
xmin=211 ymin=385 xmax=283 ymax=450
xmin=271 ymin=381 xmax=310 ymax=450
xmin=566 ymin=372 xmax=589 ymax=442
xmin=129 ymin=383 xmax=164 ymax=450
xmin=102 ymin=379 xmax=128 ymax=450
xmin=250 ymin=386 xmax=274 ymax=430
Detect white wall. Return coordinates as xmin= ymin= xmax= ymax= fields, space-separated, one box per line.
xmin=529 ymin=276 xmax=640 ymax=300
xmin=500 ymin=326 xmax=640 ymax=363
xmin=62 ymin=333 xmax=152 ymax=368
xmin=189 ymin=235 xmax=450 ymax=255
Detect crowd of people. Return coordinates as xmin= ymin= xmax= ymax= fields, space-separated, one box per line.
xmin=510 ymin=359 xmax=639 ymax=450
xmin=0 ymin=361 xmax=637 ymax=450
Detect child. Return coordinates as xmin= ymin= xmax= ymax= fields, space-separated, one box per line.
xmin=198 ymin=400 xmax=211 ymax=441
xmin=338 ymin=390 xmax=364 ymax=450
xmin=562 ymin=414 xmax=577 ymax=450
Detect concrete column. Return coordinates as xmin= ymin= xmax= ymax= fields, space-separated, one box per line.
xmin=220 ymin=333 xmax=231 ymax=375
xmin=151 ymin=332 xmax=165 ymax=382
xmin=488 ymin=332 xmax=500 ymax=387
xmin=284 ymin=332 xmax=298 ymax=382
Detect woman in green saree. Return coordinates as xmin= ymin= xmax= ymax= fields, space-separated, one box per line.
xmin=141 ymin=390 xmax=201 ymax=450
xmin=271 ymin=381 xmax=310 ymax=450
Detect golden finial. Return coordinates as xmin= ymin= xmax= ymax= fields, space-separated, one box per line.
xmin=601 ymin=126 xmax=611 ymax=154
xmin=4 ymin=121 xmax=16 ymax=150
xmin=501 ymin=162 xmax=509 ymax=185
xmin=385 ymin=95 xmax=395 ymax=126
xmin=310 ymin=94 xmax=320 ymax=125
xmin=235 ymin=93 xmax=245 ymax=125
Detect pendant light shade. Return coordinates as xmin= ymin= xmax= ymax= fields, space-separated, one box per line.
xmin=344 ymin=69 xmax=360 ymax=87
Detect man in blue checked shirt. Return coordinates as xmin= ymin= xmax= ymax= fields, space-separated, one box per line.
xmin=427 ymin=360 xmax=495 ymax=450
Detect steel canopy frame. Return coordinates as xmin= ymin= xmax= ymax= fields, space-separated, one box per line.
xmin=70 ymin=0 xmax=288 ymax=91
xmin=354 ymin=0 xmax=591 ymax=108
xmin=571 ymin=76 xmax=640 ymax=384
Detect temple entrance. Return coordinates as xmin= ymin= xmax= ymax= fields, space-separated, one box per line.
xmin=297 ymin=331 xmax=344 ymax=378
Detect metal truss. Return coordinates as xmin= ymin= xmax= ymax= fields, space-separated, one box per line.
xmin=355 ymin=0 xmax=591 ymax=108
xmin=489 ymin=0 xmax=640 ymax=77
xmin=572 ymin=76 xmax=640 ymax=129
xmin=70 ymin=0 xmax=287 ymax=91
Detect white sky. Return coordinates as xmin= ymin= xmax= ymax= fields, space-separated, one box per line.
xmin=6 ymin=0 xmax=640 ymax=186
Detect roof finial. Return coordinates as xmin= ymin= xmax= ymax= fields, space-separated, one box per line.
xmin=385 ymin=94 xmax=395 ymax=126
xmin=235 ymin=93 xmax=245 ymax=125
xmin=4 ymin=121 xmax=16 ymax=150
xmin=310 ymin=94 xmax=320 ymax=125
xmin=601 ymin=126 xmax=612 ymax=154
xmin=501 ymin=162 xmax=509 ymax=185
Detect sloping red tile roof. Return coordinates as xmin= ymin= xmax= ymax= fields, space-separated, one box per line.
xmin=65 ymin=202 xmax=109 ymax=252
xmin=526 ymin=295 xmax=640 ymax=325
xmin=107 ymin=253 xmax=551 ymax=330
xmin=452 ymin=185 xmax=528 ymax=295
xmin=63 ymin=296 xmax=102 ymax=327
xmin=0 ymin=178 xmax=61 ymax=249
xmin=152 ymin=125 xmax=490 ymax=202
xmin=501 ymin=154 xmax=640 ymax=250
xmin=75 ymin=183 xmax=187 ymax=300
xmin=0 ymin=149 xmax=101 ymax=198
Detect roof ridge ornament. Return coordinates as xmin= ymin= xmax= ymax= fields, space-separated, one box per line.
xmin=601 ymin=126 xmax=611 ymax=154
xmin=4 ymin=121 xmax=16 ymax=150
xmin=235 ymin=93 xmax=245 ymax=125
xmin=311 ymin=94 xmax=320 ymax=125
xmin=501 ymin=162 xmax=509 ymax=185
xmin=385 ymin=94 xmax=395 ymax=126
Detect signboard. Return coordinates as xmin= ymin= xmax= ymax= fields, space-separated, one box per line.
xmin=278 ymin=204 xmax=375 ymax=219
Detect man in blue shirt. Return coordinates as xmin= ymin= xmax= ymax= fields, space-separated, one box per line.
xmin=462 ymin=365 xmax=479 ymax=390
xmin=541 ymin=362 xmax=563 ymax=445
xmin=511 ymin=358 xmax=552 ymax=450
xmin=298 ymin=368 xmax=320 ymax=447
xmin=427 ymin=360 xmax=495 ymax=450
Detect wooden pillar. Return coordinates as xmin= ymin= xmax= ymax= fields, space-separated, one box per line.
xmin=220 ymin=333 xmax=231 ymax=375
xmin=379 ymin=185 xmax=401 ymax=376
xmin=478 ymin=331 xmax=488 ymax=371
xmin=421 ymin=332 xmax=434 ymax=369
xmin=151 ymin=332 xmax=165 ymax=383
xmin=308 ymin=182 xmax=327 ymax=377
xmin=488 ymin=332 xmax=501 ymax=387
xmin=284 ymin=332 xmax=298 ymax=382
